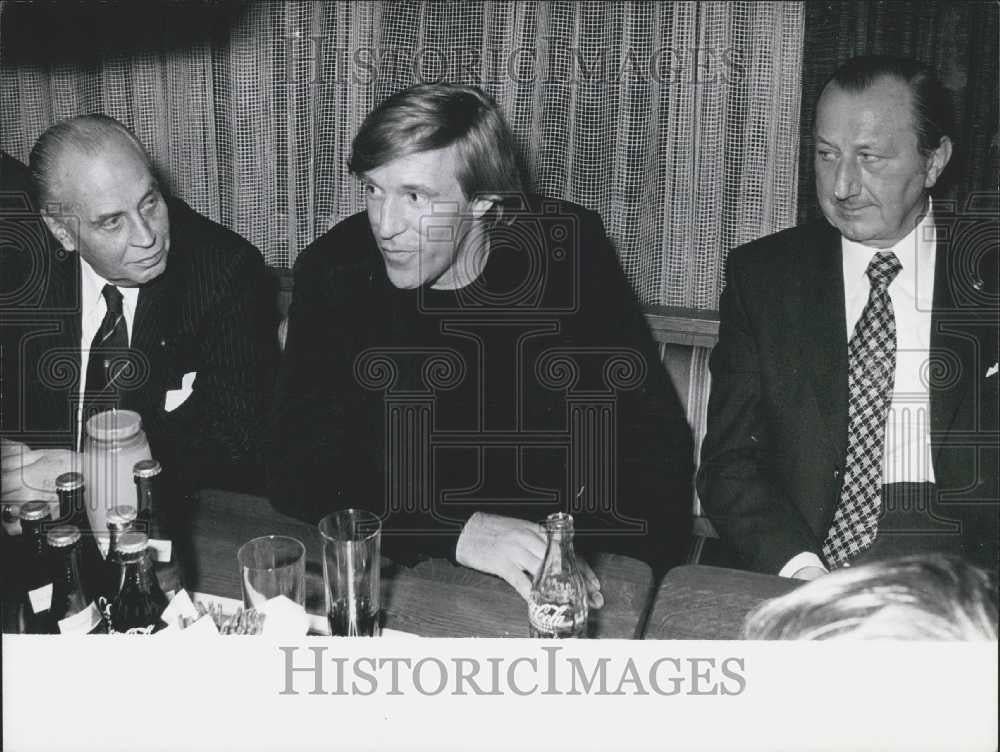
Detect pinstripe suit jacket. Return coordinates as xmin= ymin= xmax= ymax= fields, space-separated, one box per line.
xmin=0 ymin=193 xmax=279 ymax=493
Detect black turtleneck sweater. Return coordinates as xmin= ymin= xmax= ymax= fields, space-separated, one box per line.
xmin=268 ymin=197 xmax=693 ymax=574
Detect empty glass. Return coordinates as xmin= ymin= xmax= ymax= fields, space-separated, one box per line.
xmin=236 ymin=535 xmax=306 ymax=609
xmin=319 ymin=510 xmax=382 ymax=636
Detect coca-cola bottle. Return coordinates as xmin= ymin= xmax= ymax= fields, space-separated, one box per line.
xmin=100 ymin=505 xmax=137 ymax=607
xmin=528 ymin=512 xmax=588 ymax=638
xmin=55 ymin=472 xmax=104 ymax=604
xmin=132 ymin=458 xmax=159 ymax=531
xmin=17 ymin=501 xmax=53 ymax=634
xmin=106 ymin=532 xmax=168 ymax=635
xmin=45 ymin=525 xmax=103 ymax=634
xmin=131 ymin=458 xmax=183 ymax=595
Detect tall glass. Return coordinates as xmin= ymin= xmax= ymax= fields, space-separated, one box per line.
xmin=318 ymin=510 xmax=382 ymax=636
xmin=236 ymin=535 xmax=306 ymax=608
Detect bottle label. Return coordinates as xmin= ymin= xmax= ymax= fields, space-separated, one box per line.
xmin=58 ymin=602 xmax=103 ymax=634
xmin=27 ymin=583 xmax=53 ymax=614
xmin=529 ymin=602 xmax=576 ymax=633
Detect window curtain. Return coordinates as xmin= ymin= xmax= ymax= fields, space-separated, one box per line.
xmin=1 ymin=0 xmax=804 ymax=311
xmin=797 ymin=0 xmax=999 ymax=224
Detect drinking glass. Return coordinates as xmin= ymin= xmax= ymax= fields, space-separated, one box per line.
xmin=236 ymin=535 xmax=306 ymax=608
xmin=318 ymin=510 xmax=382 ymax=636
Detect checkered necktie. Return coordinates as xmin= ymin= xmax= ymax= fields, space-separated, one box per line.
xmin=822 ymin=250 xmax=902 ymax=569
xmin=81 ymin=284 xmax=129 ymax=431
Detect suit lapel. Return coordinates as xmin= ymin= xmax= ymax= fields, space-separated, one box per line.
xmin=929 ymin=216 xmax=989 ymax=463
xmin=129 ymin=264 xmax=174 ymax=412
xmin=799 ymin=222 xmax=849 ymax=461
xmin=132 ymin=274 xmax=171 ymax=354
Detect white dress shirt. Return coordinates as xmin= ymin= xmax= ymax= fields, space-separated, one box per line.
xmin=780 ymin=201 xmax=938 ymax=578
xmin=77 ymin=259 xmax=139 ymax=448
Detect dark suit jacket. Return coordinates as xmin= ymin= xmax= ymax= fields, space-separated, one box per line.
xmin=268 ymin=196 xmax=694 ymax=572
xmin=1 ymin=151 xmax=32 ymax=210
xmin=697 ymin=213 xmax=999 ymax=575
xmin=1 ymin=192 xmax=279 ymax=493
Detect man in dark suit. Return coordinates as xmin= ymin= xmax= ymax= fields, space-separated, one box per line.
xmin=1 ymin=117 xmax=278 ymax=504
xmin=269 ymin=84 xmax=694 ymax=603
xmin=698 ymin=56 xmax=998 ymax=579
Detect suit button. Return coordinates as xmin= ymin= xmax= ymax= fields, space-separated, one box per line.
xmin=833 ymin=467 xmax=841 ymax=479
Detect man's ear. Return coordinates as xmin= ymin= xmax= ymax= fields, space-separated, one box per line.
xmin=924 ymin=135 xmax=953 ymax=189
xmin=41 ymin=214 xmax=77 ymax=252
xmin=470 ymin=195 xmax=497 ymax=220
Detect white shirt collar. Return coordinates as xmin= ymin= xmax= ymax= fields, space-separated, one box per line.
xmin=79 ymin=256 xmax=140 ymax=339
xmin=841 ymin=198 xmax=936 ymax=297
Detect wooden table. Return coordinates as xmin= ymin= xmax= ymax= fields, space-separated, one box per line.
xmin=184 ymin=490 xmax=654 ymax=638
xmin=642 ymin=564 xmax=802 ymax=639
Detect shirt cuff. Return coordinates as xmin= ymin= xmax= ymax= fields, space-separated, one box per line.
xmin=778 ymin=551 xmax=827 ymax=579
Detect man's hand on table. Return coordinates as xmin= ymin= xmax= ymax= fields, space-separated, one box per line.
xmin=455 ymin=511 xmax=603 ymax=609
xmin=780 ymin=551 xmax=828 ymax=581
xmin=1 ymin=438 xmax=79 ymax=533
xmin=791 ymin=566 xmax=827 ymax=581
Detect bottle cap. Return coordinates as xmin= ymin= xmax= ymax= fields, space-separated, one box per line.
xmin=85 ymin=409 xmax=143 ymax=442
xmin=55 ymin=472 xmax=84 ymax=492
xmin=132 ymin=458 xmax=162 ymax=479
xmin=117 ymin=531 xmax=150 ymax=555
xmin=18 ymin=501 xmax=51 ymax=521
xmin=107 ymin=505 xmax=137 ymax=527
xmin=46 ymin=524 xmax=81 ymax=547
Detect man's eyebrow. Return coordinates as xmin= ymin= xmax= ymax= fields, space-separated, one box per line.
xmin=91 ymin=181 xmax=159 ymax=224
xmin=814 ymin=132 xmax=885 ymax=151
xmin=399 ymin=182 xmax=440 ymax=196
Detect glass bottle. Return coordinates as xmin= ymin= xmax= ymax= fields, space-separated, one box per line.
xmin=55 ymin=472 xmax=105 ymax=604
xmin=106 ymin=532 xmax=168 ymax=635
xmin=528 ymin=512 xmax=589 ymax=638
xmin=132 ymin=458 xmax=161 ymax=531
xmin=82 ymin=409 xmax=151 ymax=542
xmin=132 ymin=458 xmax=184 ymax=595
xmin=45 ymin=525 xmax=92 ymax=633
xmin=17 ymin=501 xmax=52 ymax=634
xmin=100 ymin=505 xmax=137 ymax=607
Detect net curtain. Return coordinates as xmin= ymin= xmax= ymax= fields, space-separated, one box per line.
xmin=0 ymin=0 xmax=804 ymax=310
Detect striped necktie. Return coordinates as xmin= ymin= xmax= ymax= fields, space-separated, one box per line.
xmin=822 ymin=250 xmax=902 ymax=568
xmin=81 ymin=284 xmax=129 ymax=434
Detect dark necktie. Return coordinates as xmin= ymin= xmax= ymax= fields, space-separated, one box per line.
xmin=822 ymin=250 xmax=902 ymax=568
xmin=81 ymin=284 xmax=129 ymax=437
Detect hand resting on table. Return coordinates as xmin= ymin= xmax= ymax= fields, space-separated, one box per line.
xmin=455 ymin=511 xmax=604 ymax=609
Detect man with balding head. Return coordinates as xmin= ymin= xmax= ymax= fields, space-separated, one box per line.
xmin=1 ymin=115 xmax=277 ymax=503
xmin=698 ymin=56 xmax=998 ymax=579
